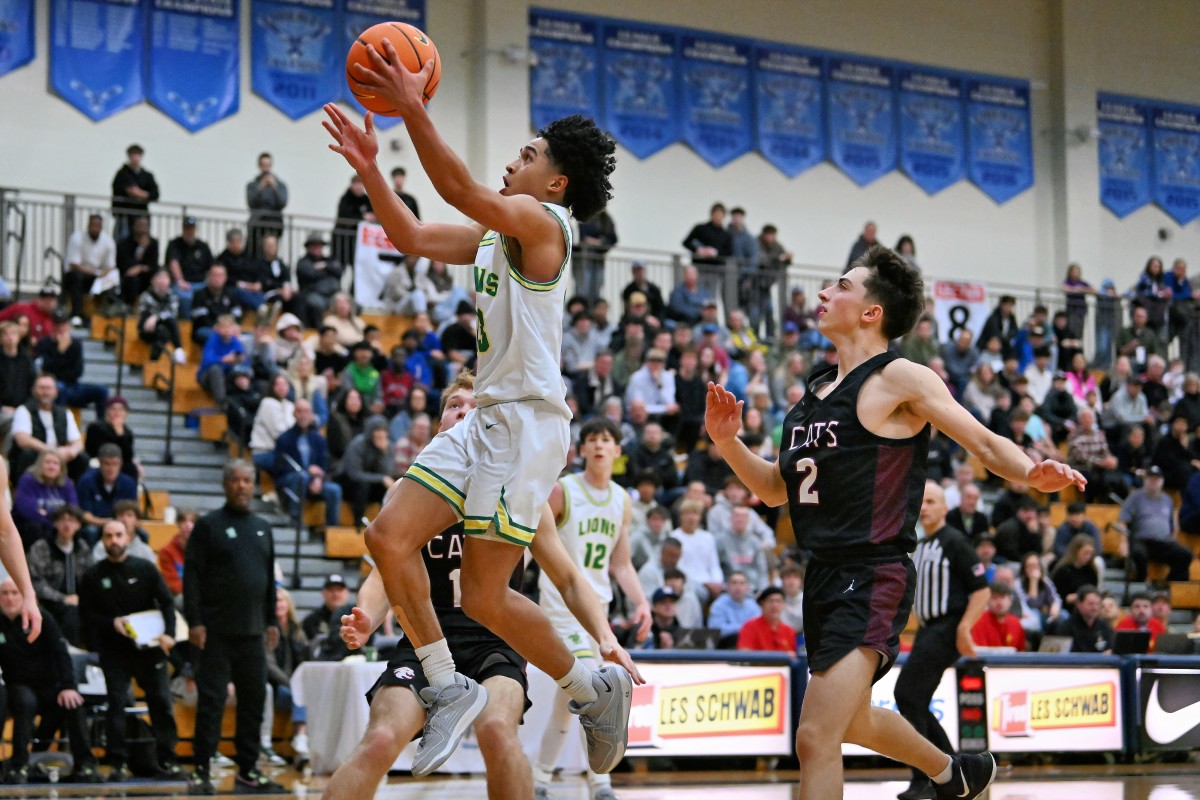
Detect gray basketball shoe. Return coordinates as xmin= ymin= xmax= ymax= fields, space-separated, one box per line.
xmin=568 ymin=666 xmax=633 ymax=774
xmin=411 ymin=673 xmax=489 ymax=777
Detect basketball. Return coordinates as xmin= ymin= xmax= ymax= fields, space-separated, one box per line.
xmin=345 ymin=21 xmax=441 ymax=116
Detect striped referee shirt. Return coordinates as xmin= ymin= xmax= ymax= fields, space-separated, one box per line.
xmin=912 ymin=524 xmax=989 ymax=624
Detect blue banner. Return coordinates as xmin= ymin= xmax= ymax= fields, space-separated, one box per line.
xmin=753 ymin=44 xmax=824 ymax=178
xmin=1096 ymin=93 xmax=1153 ymax=219
xmin=528 ymin=10 xmax=600 ymax=132
xmin=251 ymin=0 xmax=339 ymax=120
xmin=148 ymin=0 xmax=240 ymax=132
xmin=898 ymin=67 xmax=964 ymax=195
xmin=1151 ymin=102 xmax=1200 ymax=225
xmin=679 ymin=33 xmax=753 ymax=168
xmin=50 ymin=0 xmax=144 ymax=121
xmin=341 ymin=0 xmax=425 ymax=130
xmin=0 ymin=0 xmax=35 ymax=77
xmin=602 ymin=22 xmax=679 ymax=160
xmin=966 ymin=77 xmax=1033 ymax=204
xmin=826 ymin=56 xmax=896 ymax=186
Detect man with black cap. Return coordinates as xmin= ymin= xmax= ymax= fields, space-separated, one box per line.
xmin=737 ymin=586 xmax=797 ymax=656
xmin=111 ymin=143 xmax=159 ymax=240
xmin=648 ymin=586 xmax=683 ymax=650
xmin=440 ymin=299 xmax=478 ymax=371
xmin=297 ymin=232 xmax=345 ymax=329
xmin=1121 ymin=465 xmax=1194 ymax=583
xmin=164 ymin=216 xmax=213 ymax=318
xmin=302 ymin=573 xmax=361 ymax=662
xmin=1038 ymin=370 xmax=1079 ymax=444
xmin=621 ymin=262 xmax=665 ymax=321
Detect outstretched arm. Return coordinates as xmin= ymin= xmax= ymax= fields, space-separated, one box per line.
xmin=705 ymin=382 xmax=789 ymax=506
xmin=341 ymin=567 xmax=391 ymax=649
xmin=0 ymin=459 xmax=40 ymax=641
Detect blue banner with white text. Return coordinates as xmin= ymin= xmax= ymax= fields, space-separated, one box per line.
xmin=966 ymin=77 xmax=1033 ymax=204
xmin=601 ymin=22 xmax=679 ymax=160
xmin=826 ymin=56 xmax=897 ymax=186
xmin=679 ymin=33 xmax=753 ymax=168
xmin=50 ymin=0 xmax=144 ymax=121
xmin=1096 ymin=93 xmax=1152 ymax=218
xmin=528 ymin=9 xmax=601 ymax=132
xmin=898 ymin=67 xmax=964 ymax=195
xmin=753 ymin=44 xmax=825 ymax=178
xmin=0 ymin=0 xmax=35 ymax=77
xmin=1152 ymin=102 xmax=1200 ymax=225
xmin=340 ymin=0 xmax=425 ymax=130
xmin=148 ymin=0 xmax=239 ymax=132
xmin=251 ymin=0 xmax=339 ymax=120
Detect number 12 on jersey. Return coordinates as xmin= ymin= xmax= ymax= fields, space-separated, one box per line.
xmin=794 ymin=457 xmax=819 ymax=504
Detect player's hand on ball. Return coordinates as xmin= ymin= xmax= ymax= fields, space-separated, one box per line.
xmin=599 ymin=636 xmax=644 ymax=685
xmin=705 ymin=382 xmax=744 ymax=446
xmin=323 ymin=103 xmax=379 ymax=174
xmin=1026 ymin=459 xmax=1087 ymax=493
xmin=341 ymin=606 xmax=373 ymax=649
xmin=354 ymin=37 xmax=435 ymax=118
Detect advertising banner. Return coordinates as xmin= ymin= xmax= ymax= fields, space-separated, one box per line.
xmin=352 ymin=221 xmax=404 ymax=311
xmin=679 ymin=32 xmax=753 ymax=168
xmin=1151 ymin=101 xmax=1200 ymax=225
xmin=50 ymin=0 xmax=144 ymax=121
xmin=1137 ymin=667 xmax=1200 ymax=751
xmin=528 ymin=9 xmax=601 ymax=132
xmin=340 ymin=0 xmax=425 ymax=129
xmin=898 ymin=67 xmax=965 ymax=195
xmin=984 ymin=666 xmax=1123 ymax=752
xmin=753 ymin=43 xmax=825 ymax=177
xmin=843 ymin=665 xmax=958 ymax=756
xmin=0 ymin=0 xmax=35 ymax=77
xmin=601 ymin=21 xmax=679 ymax=159
xmin=826 ymin=55 xmax=897 ymax=186
xmin=148 ymin=0 xmax=240 ymax=132
xmin=251 ymin=0 xmax=340 ymax=120
xmin=932 ymin=280 xmax=988 ymax=345
xmin=1096 ymin=93 xmax=1153 ymax=218
xmin=966 ymin=77 xmax=1033 ymax=204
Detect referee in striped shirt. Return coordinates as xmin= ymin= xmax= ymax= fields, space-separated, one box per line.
xmin=893 ymin=481 xmax=989 ymax=800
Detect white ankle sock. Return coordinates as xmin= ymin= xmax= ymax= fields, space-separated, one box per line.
xmin=415 ymin=640 xmax=456 ymax=690
xmin=557 ymin=659 xmax=598 ymax=705
xmin=931 ymin=756 xmax=954 ymax=785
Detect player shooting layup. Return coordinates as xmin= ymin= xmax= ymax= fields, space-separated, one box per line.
xmin=323 ymin=40 xmax=629 ymax=777
xmin=704 ymin=246 xmax=1086 ymax=800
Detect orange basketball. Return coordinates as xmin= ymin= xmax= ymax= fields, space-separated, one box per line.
xmin=346 ymin=21 xmax=440 ymax=116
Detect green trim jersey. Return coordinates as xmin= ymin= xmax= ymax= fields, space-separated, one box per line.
xmin=538 ymin=473 xmax=629 ymax=620
xmin=472 ymin=203 xmax=572 ymax=416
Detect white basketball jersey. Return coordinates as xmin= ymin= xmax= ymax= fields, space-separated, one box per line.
xmin=472 ymin=203 xmax=571 ymax=416
xmin=539 ymin=473 xmax=629 ymax=617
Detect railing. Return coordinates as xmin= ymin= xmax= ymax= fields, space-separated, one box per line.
xmin=98 ymin=310 xmax=128 ymax=397
xmin=148 ymin=355 xmax=178 ymax=466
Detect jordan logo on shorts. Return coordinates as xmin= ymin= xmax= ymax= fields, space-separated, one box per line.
xmin=844 ymin=580 xmax=855 ymax=594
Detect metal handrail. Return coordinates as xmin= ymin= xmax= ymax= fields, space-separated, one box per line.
xmin=280 ymin=452 xmax=308 ymax=591
xmin=149 ymin=357 xmax=177 ymax=466
xmin=5 ymin=202 xmax=26 ymax=303
xmin=99 ymin=310 xmax=128 ymax=397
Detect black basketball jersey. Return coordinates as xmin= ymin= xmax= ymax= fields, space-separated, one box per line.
xmin=779 ymin=351 xmax=929 ymax=561
xmin=424 ymin=522 xmax=524 ymax=635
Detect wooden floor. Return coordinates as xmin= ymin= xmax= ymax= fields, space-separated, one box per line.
xmin=0 ymin=764 xmax=1197 ymax=799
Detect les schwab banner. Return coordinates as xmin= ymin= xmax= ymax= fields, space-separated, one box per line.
xmin=985 ymin=667 xmax=1123 ymax=752
xmin=627 ymin=662 xmax=792 ymax=757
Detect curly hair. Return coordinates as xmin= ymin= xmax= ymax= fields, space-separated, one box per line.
xmin=538 ymin=115 xmax=616 ymax=222
xmin=857 ymin=244 xmax=925 ymax=340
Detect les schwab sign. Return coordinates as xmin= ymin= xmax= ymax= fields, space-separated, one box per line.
xmin=627 ymin=663 xmax=792 ymax=756
xmin=986 ymin=667 xmax=1123 ymax=752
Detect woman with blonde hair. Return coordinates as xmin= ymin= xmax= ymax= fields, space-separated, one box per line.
xmin=287 ymin=352 xmax=329 ymax=426
xmin=321 ymin=292 xmax=366 ymax=348
xmin=265 ymin=587 xmax=311 ymax=765
xmin=13 ymin=449 xmax=78 ymax=545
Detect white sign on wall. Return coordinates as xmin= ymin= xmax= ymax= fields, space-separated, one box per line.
xmin=933 ymin=280 xmax=988 ymax=345
xmin=984 ymin=666 xmax=1123 ymax=752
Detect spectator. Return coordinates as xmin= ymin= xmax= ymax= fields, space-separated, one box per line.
xmin=707 ymin=571 xmax=762 ymax=643
xmin=184 ymin=461 xmax=285 ymax=795
xmin=626 ymin=424 xmax=678 ymax=495
xmin=389 ymin=166 xmax=420 ymax=218
xmin=895 ymin=234 xmax=919 ymax=270
xmin=62 ymin=213 xmax=117 ymax=327
xmin=941 ymin=328 xmax=979 ymax=396
xmin=630 ymin=503 xmax=672 ymax=571
xmin=1051 ymin=533 xmax=1100 ymax=610
xmin=637 ymin=535 xmax=682 ymax=596
xmin=1152 ymin=414 xmax=1194 ymax=491
xmin=246 ymin=152 xmax=288 ymax=256
xmin=682 ymin=202 xmax=732 ymax=266
xmin=963 ymin=362 xmax=1004 ymax=422
xmin=1038 ymin=371 xmax=1078 ymax=443
xmin=1103 ymin=376 xmax=1155 ymax=435
xmin=994 ymin=498 xmax=1049 ymax=563
xmin=110 ymin=143 xmax=158 ymax=239
xmin=1053 ymin=501 xmax=1101 ymax=561
xmin=164 ymin=216 xmax=213 ymax=319
xmin=345 ymin=341 xmax=383 ymax=403
xmin=646 ymin=586 xmax=683 ymax=650
xmin=708 ymin=477 xmax=773 ymax=546
xmin=302 ymin=574 xmax=360 ymax=662
xmin=256 ymin=312 xmax=311 ymax=377
xmin=323 ymin=292 xmax=366 ymax=349
xmin=659 ymin=568 xmax=703 ymax=628
xmin=971 ymin=581 xmax=1027 ymax=651
xmin=684 ymin=438 xmax=734 ymax=497
xmin=716 ymin=507 xmax=770 ymax=592
xmin=946 ymin=483 xmax=989 ymax=540
xmin=1121 ymin=465 xmax=1193 ymax=583
xmin=666 ymin=265 xmax=714 ymax=326
xmin=621 ymin=262 xmax=666 ymax=321
xmin=27 ymin=504 xmax=91 ymax=646
xmin=978 ymin=295 xmax=1019 ymax=359
xmin=561 ymin=310 xmax=600 ymax=375
xmin=332 ymin=175 xmax=375 ymax=266
xmin=268 ymin=588 xmax=310 ymax=763
xmin=779 ymin=563 xmax=804 ymax=633
xmin=0 ymin=577 xmax=101 ymax=784
xmin=115 ymin=215 xmax=159 ymax=305
xmin=845 ymin=220 xmax=877 ymax=267
xmin=1117 ymin=305 xmax=1167 ymax=372
xmin=288 ymin=352 xmax=329 ymax=426
xmin=1151 ymin=592 xmax=1173 ymax=628
xmin=737 ymin=586 xmax=796 ymax=656
xmin=338 ymin=416 xmax=393 ymax=527
xmin=257 ymin=235 xmax=300 ymax=318
xmin=1064 ymin=352 xmax=1099 ymax=407
xmin=296 ymin=234 xmax=345 ymax=329
xmin=1050 ymin=311 xmax=1084 ymax=373
xmin=974 ymin=533 xmax=998 ymax=583
xmin=157 ymin=509 xmax=196 ymax=599
xmin=1115 ymin=591 xmax=1166 ymax=652
xmin=197 ymin=314 xmax=246 ymax=409
xmin=37 ymin=310 xmax=109 ymax=417
xmin=572 ymin=350 xmax=621 ymax=420
xmin=1055 ymin=584 xmax=1113 ymax=654
xmin=1014 ymin=552 xmax=1061 ymax=642
xmin=625 ymin=348 xmax=678 ymax=420
xmin=388 ymin=385 xmax=429 ymax=442
xmin=11 ymin=373 xmax=85 ymax=478
xmin=13 ymin=449 xmax=77 ymax=547
xmin=73 ymin=444 xmax=134 ymax=542
xmin=1115 ymin=423 xmax=1153 ymax=486
xmin=440 ymin=301 xmax=477 ymax=372
xmin=79 ymin=520 xmax=180 ymax=781
xmin=190 ymin=264 xmax=242 ymax=345
xmin=751 ymin=224 xmax=791 ymax=338
xmin=573 ymin=209 xmax=617 ymax=300
xmin=0 ymin=321 xmax=34 ymax=443
xmin=901 ymin=316 xmax=938 ymax=367
xmin=273 ymin=399 xmax=342 ymax=532
xmin=250 ymin=374 xmax=297 ymax=474
xmin=391 ymin=413 xmax=432 ymax=476
xmin=0 ymin=286 xmax=58 ymax=345
xmin=91 ymin=500 xmax=156 ymax=565
xmin=1024 ymin=347 xmax=1055 ymax=404
xmin=1067 ymin=408 xmax=1124 ymax=503
xmin=225 ymin=365 xmax=262 ymax=446
xmin=1062 ymin=263 xmax=1096 ymax=333
xmin=136 ymin=269 xmax=187 ymax=364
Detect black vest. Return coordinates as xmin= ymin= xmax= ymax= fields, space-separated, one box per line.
xmin=25 ymin=402 xmax=69 ymax=448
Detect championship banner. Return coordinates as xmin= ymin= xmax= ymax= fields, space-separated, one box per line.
xmin=1096 ymin=93 xmax=1153 ymax=218
xmin=753 ymin=44 xmax=825 ymax=178
xmin=826 ymin=56 xmax=897 ymax=186
xmin=898 ymin=67 xmax=965 ymax=195
xmin=984 ymin=666 xmax=1123 ymax=752
xmin=528 ymin=9 xmax=601 ymax=133
xmin=966 ymin=77 xmax=1033 ymax=204
xmin=50 ymin=0 xmax=144 ymax=121
xmin=352 ymin=221 xmax=404 ymax=311
xmin=601 ymin=21 xmax=679 ymax=160
xmin=932 ymin=280 xmax=987 ymax=345
xmin=679 ymin=32 xmax=753 ymax=168
xmin=251 ymin=0 xmax=340 ymax=120
xmin=148 ymin=0 xmax=240 ymax=132
xmin=1151 ymin=101 xmax=1200 ymax=225
xmin=843 ymin=665 xmax=958 ymax=756
xmin=340 ymin=0 xmax=425 ymax=130
xmin=0 ymin=0 xmax=35 ymax=78
xmin=1137 ymin=666 xmax=1200 ymax=751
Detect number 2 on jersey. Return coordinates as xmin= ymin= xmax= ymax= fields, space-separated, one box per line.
xmin=794 ymin=457 xmax=819 ymax=504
